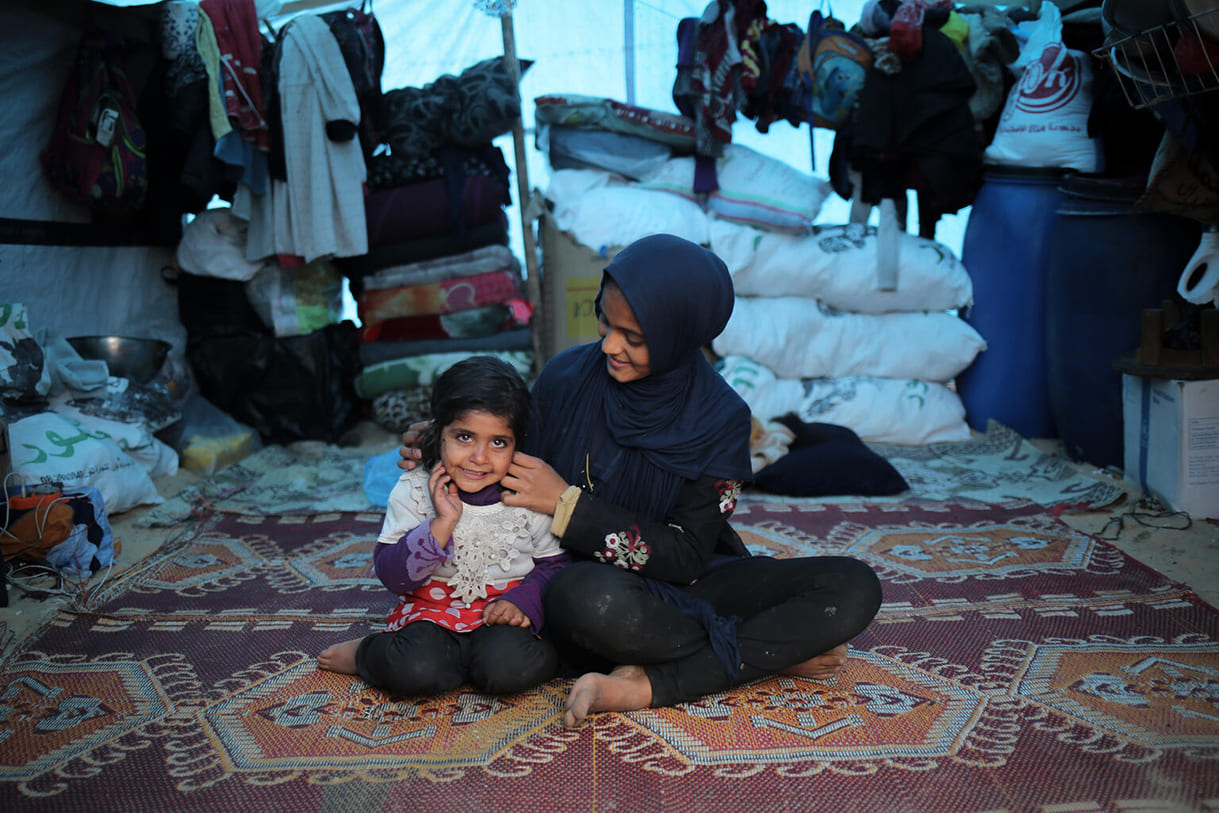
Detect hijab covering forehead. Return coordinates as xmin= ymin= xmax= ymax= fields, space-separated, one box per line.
xmin=602 ymin=234 xmax=736 ymax=373
xmin=528 ymin=234 xmax=753 ymax=520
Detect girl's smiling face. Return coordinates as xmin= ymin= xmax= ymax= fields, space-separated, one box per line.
xmin=440 ymin=409 xmax=516 ymax=492
xmin=598 ymin=282 xmax=651 ymax=383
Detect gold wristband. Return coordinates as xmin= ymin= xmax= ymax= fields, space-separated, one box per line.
xmin=549 ymin=485 xmax=582 ymax=537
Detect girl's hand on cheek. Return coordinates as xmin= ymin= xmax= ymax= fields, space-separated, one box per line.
xmin=428 ymin=463 xmax=463 ymax=522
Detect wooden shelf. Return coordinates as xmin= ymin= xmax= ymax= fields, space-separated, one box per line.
xmin=1114 ymin=299 xmax=1219 ymax=379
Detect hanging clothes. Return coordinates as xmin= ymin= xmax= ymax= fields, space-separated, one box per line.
xmin=673 ymin=0 xmax=770 ymax=160
xmin=199 ymin=0 xmax=270 ymax=150
xmin=829 ymin=25 xmax=983 ymax=239
xmin=241 ymin=13 xmax=367 ymax=264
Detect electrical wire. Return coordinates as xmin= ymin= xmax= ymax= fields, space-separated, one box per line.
xmin=1094 ymin=497 xmax=1193 ymax=541
xmin=2 ymin=473 xmax=114 ymax=607
xmin=1 ymin=470 xmax=24 ymax=540
xmin=1 ymin=474 xmax=75 ymax=563
xmin=5 ymin=561 xmax=70 ymax=601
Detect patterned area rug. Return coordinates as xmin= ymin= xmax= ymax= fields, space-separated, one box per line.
xmin=3 ymin=499 xmax=1216 ymax=812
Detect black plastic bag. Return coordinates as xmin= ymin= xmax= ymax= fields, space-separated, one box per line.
xmin=186 ymin=321 xmax=360 ymax=445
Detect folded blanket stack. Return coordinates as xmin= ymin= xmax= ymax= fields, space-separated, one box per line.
xmin=336 ymin=57 xmax=539 ymax=431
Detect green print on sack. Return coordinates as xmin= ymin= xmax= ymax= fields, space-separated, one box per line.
xmin=19 ymin=424 xmax=111 ymax=464
xmin=918 ymin=243 xmax=952 ymax=264
xmin=720 ymin=356 xmax=764 ymax=393
xmin=903 ymin=380 xmax=929 ymax=409
xmin=0 ymin=303 xmax=29 ymax=330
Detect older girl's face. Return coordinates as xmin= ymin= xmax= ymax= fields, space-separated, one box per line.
xmin=597 ymin=284 xmax=651 ymax=383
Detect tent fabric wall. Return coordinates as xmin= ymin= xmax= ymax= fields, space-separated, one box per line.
xmin=0 ymin=4 xmax=186 ymax=356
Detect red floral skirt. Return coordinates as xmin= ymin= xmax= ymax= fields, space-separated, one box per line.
xmin=385 ymin=577 xmax=521 ymax=633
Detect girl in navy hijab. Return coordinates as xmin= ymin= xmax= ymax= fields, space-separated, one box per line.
xmin=401 ymin=234 xmax=882 ymax=726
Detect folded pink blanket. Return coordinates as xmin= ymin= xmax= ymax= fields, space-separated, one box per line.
xmin=357 ymin=269 xmax=522 ymax=329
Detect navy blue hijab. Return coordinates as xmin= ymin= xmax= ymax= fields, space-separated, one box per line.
xmin=526 ymin=234 xmax=754 ymax=520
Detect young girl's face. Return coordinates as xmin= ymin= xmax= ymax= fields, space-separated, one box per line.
xmin=439 ymin=409 xmax=517 ymax=492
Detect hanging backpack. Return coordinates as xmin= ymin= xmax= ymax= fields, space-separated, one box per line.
xmin=796 ymin=7 xmax=873 ymax=131
xmin=40 ymin=26 xmax=149 ymax=219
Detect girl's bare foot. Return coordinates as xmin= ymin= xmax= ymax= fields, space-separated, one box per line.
xmin=317 ymin=637 xmax=362 ymax=675
xmin=563 ymin=664 xmax=652 ymax=728
xmin=779 ymin=643 xmax=849 ymax=681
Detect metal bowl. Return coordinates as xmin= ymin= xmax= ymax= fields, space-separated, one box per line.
xmin=66 ymin=335 xmax=171 ymax=385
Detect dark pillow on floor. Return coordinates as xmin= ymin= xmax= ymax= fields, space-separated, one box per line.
xmin=753 ymin=415 xmax=909 ymax=497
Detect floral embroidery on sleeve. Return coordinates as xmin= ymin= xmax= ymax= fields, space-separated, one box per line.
xmin=717 ymin=479 xmax=742 ymax=514
xmin=595 ymin=525 xmax=651 ymax=571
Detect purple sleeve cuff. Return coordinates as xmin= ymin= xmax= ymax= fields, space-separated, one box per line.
xmin=495 ymin=552 xmax=572 ymax=635
xmin=373 ymin=522 xmax=452 ymax=594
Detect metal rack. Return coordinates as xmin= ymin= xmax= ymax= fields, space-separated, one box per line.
xmin=1098 ymin=5 xmax=1219 ymax=109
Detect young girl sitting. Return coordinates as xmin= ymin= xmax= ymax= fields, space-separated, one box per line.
xmin=318 ymin=355 xmax=568 ymax=696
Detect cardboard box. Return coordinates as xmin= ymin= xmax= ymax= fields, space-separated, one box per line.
xmin=1122 ymin=374 xmax=1219 ymax=519
xmin=538 ymin=213 xmax=621 ymax=361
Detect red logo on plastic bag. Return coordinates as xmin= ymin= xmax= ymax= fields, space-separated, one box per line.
xmin=1014 ymin=43 xmax=1081 ymax=115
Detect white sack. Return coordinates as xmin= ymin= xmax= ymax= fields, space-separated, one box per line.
xmin=717 ymin=355 xmax=971 ymax=445
xmin=636 ymin=143 xmax=832 ymax=234
xmin=713 ymin=297 xmax=987 ymax=382
xmin=49 ymin=394 xmax=180 ymax=481
xmin=709 ymin=219 xmax=973 ymax=313
xmin=547 ymin=169 xmax=709 ymax=249
xmin=7 ymin=412 xmax=164 ymax=515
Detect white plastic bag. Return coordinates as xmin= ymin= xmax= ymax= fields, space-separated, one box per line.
xmin=0 ymin=303 xmax=51 ymax=401
xmin=1008 ymin=0 xmax=1062 ymax=75
xmin=176 ymin=207 xmax=267 ymax=281
xmin=246 ymin=259 xmax=344 ymax=337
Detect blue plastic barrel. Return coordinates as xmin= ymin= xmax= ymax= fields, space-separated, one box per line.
xmin=957 ymin=166 xmax=1069 ymax=438
xmin=1044 ymin=176 xmax=1199 ymax=469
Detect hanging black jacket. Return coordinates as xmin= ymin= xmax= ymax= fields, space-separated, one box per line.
xmin=831 ymin=26 xmax=983 ymax=233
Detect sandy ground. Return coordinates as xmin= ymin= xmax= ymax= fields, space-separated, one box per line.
xmin=3 ymin=423 xmax=1217 ymax=659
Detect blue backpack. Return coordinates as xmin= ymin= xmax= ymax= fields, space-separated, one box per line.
xmin=796 ymin=8 xmax=874 ymax=131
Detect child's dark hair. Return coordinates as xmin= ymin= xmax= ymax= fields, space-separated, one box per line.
xmin=418 ymin=355 xmax=532 ymax=468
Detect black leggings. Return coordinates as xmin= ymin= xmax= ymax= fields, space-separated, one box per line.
xmin=356 ymin=621 xmax=559 ymax=696
xmin=544 ymin=556 xmax=883 ymax=707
